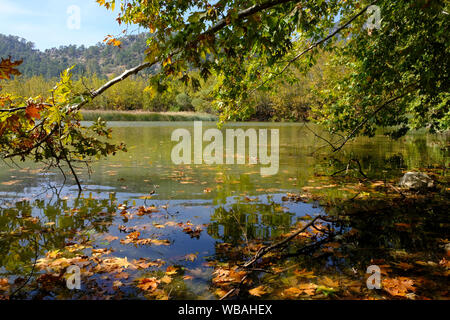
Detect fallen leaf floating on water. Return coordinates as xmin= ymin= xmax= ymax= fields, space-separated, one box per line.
xmin=132 ymin=258 xmax=165 ymax=269
xmin=166 ymin=266 xmax=178 ymax=276
xmin=91 ymin=248 xmax=112 ymax=258
xmin=160 ymin=275 xmax=172 ymax=284
xmin=319 ymin=276 xmax=339 ymax=288
xmin=382 ymin=277 xmax=415 ymax=297
xmin=283 ymin=283 xmax=318 ymax=298
xmin=149 ymin=239 xmax=171 ymax=246
xmin=101 ymin=257 xmax=132 ymax=270
xmin=182 ymin=224 xmax=203 ymax=239
xmin=137 ymin=277 xmax=160 ymax=292
xmin=165 ymin=221 xmax=179 ymax=227
xmin=212 ymin=267 xmax=247 ymax=287
xmin=293 ymin=269 xmax=316 ymax=278
xmin=184 ymin=253 xmax=198 ymax=262
xmin=249 ymin=285 xmax=267 ymax=297
xmin=137 ymin=206 xmax=159 ymax=216
xmin=395 ymin=262 xmax=414 ymax=270
xmin=120 ymin=231 xmax=170 ymax=246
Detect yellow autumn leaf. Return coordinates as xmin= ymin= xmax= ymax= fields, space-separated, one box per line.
xmin=249 ymin=285 xmax=267 ymax=297
xmin=166 ymin=266 xmax=178 ymax=275
xmin=160 ymin=275 xmax=172 ymax=284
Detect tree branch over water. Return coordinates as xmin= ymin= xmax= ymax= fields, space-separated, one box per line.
xmin=250 ymin=1 xmax=379 ymax=94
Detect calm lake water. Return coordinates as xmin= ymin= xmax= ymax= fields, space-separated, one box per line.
xmin=0 ymin=122 xmax=448 ymax=299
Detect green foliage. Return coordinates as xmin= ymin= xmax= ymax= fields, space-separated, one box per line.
xmin=313 ymin=0 xmax=449 ymax=139
xmin=95 ymin=0 xmax=448 ymax=136
xmin=1 ymin=0 xmax=448 ymax=185
xmin=0 ymin=65 xmax=126 ymax=187
xmin=174 ymin=93 xmax=193 ymax=111
xmin=0 ymin=33 xmax=151 ymax=79
xmin=80 ymin=110 xmax=217 ymax=121
xmin=2 ymin=61 xmax=333 ymax=120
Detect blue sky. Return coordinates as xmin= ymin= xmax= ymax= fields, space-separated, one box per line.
xmin=0 ymin=0 xmax=142 ymax=50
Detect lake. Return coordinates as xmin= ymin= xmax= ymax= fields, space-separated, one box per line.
xmin=0 ymin=122 xmax=448 ymax=299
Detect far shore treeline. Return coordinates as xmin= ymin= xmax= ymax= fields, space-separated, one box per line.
xmin=1 ymin=33 xmax=335 ymax=121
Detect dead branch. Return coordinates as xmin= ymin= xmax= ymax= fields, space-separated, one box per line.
xmin=331 ymin=158 xmax=368 ymax=178
xmin=0 ymin=106 xmax=26 ymax=112
xmin=332 ymin=90 xmax=414 ymax=152
xmin=220 ymin=216 xmax=331 ymax=300
xmin=220 ymin=274 xmax=249 ymax=300
xmin=243 ymin=216 xmax=322 ymax=268
xmin=387 ymin=183 xmax=406 ymax=198
xmin=5 ymin=125 xmax=59 ymax=159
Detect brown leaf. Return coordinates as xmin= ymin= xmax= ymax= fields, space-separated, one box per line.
xmin=184 ymin=253 xmax=198 ymax=262
xmin=132 ymin=258 xmax=165 ymax=269
xmin=297 ymin=283 xmax=318 ymax=295
xmin=137 ymin=277 xmax=160 ymax=292
xmin=293 ymin=269 xmax=316 ymax=278
xmin=382 ymin=277 xmax=415 ymax=297
xmin=160 ymin=275 xmax=172 ymax=284
xmin=319 ymin=276 xmax=339 ymax=288
xmin=0 ymin=57 xmax=22 ymax=80
xmin=396 ymin=262 xmax=414 ymax=271
xmin=283 ymin=287 xmax=303 ymax=298
xmin=212 ymin=267 xmax=247 ymax=287
xmin=137 ymin=206 xmax=159 ymax=216
xmin=114 ymin=272 xmax=129 ymax=280
xmin=249 ymin=285 xmax=267 ymax=297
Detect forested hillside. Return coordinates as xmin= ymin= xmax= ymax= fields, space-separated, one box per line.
xmin=0 ymin=32 xmax=338 ymax=120
xmin=0 ymin=33 xmax=151 ymax=78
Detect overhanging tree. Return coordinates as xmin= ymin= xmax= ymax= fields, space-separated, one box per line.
xmin=0 ymin=0 xmax=448 ymax=189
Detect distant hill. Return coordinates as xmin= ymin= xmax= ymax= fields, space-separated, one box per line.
xmin=0 ymin=33 xmax=152 ymax=79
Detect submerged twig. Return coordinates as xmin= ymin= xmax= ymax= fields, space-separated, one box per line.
xmin=243 ymin=216 xmax=322 ymax=268
xmin=219 ymin=216 xmax=331 ymax=300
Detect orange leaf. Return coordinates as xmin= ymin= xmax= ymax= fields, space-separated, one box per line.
xmin=137 ymin=277 xmax=160 ymax=292
xmin=382 ymin=277 xmax=415 ymax=297
xmin=293 ymin=269 xmax=316 ymax=278
xmin=25 ymin=105 xmax=41 ymax=119
xmin=249 ymin=285 xmax=267 ymax=297
xmin=166 ymin=266 xmax=178 ymax=276
xmin=0 ymin=57 xmax=22 ymax=80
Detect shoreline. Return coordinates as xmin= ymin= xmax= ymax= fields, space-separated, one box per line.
xmin=81 ymin=110 xmax=218 ymax=122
